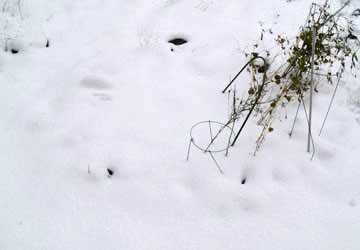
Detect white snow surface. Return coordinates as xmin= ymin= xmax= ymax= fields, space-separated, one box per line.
xmin=1 ymin=0 xmax=360 ymax=249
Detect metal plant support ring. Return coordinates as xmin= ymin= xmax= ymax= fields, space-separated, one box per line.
xmin=223 ymin=56 xmax=269 ymax=147
xmin=190 ymin=121 xmax=235 ymax=153
xmin=187 ymin=121 xmax=235 ymax=174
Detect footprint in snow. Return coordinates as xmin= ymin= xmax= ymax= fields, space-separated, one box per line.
xmin=92 ymin=93 xmax=111 ymax=101
xmin=80 ymin=75 xmax=113 ymax=101
xmin=80 ymin=75 xmax=113 ymax=90
xmin=349 ymin=198 xmax=357 ymax=207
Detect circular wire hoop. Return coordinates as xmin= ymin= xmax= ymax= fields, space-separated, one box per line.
xmin=190 ymin=120 xmax=235 ymax=153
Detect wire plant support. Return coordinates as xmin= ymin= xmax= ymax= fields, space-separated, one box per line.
xmin=222 ymin=56 xmax=269 ymax=147
xmin=187 ymin=56 xmax=268 ymax=173
xmin=187 ymin=0 xmax=356 ymax=172
xmin=187 ymin=121 xmax=236 ymax=174
xmin=306 ymin=0 xmax=351 ymax=154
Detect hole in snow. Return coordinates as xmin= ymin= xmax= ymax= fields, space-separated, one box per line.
xmin=8 ymin=39 xmax=24 ymax=54
xmin=241 ymin=178 xmax=246 ymax=184
xmin=168 ymin=38 xmax=187 ymax=45
xmin=107 ymin=168 xmax=114 ymax=177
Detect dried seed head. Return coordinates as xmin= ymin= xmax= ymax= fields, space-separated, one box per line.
xmin=258 ymin=67 xmax=265 ymax=73
xmin=248 ymin=88 xmax=255 ymax=95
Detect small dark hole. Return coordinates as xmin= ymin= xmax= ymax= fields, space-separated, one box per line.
xmin=168 ymin=38 xmax=187 ymax=46
xmin=107 ymin=168 xmax=114 ymax=176
xmin=258 ymin=66 xmax=265 ymax=73
xmin=46 ymin=40 xmax=50 ymax=48
xmin=241 ymin=178 xmax=246 ymax=184
xmin=11 ymin=49 xmax=19 ymax=54
xmin=170 ymin=48 xmax=174 ymax=52
xmin=352 ymin=9 xmax=360 ymax=17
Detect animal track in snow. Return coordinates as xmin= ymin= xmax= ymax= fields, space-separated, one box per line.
xmin=92 ymin=93 xmax=111 ymax=101
xmin=80 ymin=75 xmax=113 ymax=90
xmin=79 ymin=75 xmax=114 ymax=102
xmin=349 ymin=198 xmax=357 ymax=207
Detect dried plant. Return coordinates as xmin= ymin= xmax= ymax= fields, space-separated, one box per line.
xmin=0 ymin=0 xmax=25 ymax=51
xmin=223 ymin=1 xmax=359 ymax=154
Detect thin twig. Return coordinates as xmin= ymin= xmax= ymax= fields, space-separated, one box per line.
xmin=319 ymin=76 xmax=341 ymax=136
xmin=289 ymin=100 xmax=301 ymax=137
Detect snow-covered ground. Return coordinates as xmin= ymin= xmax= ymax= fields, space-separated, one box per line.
xmin=1 ymin=0 xmax=360 ymax=249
